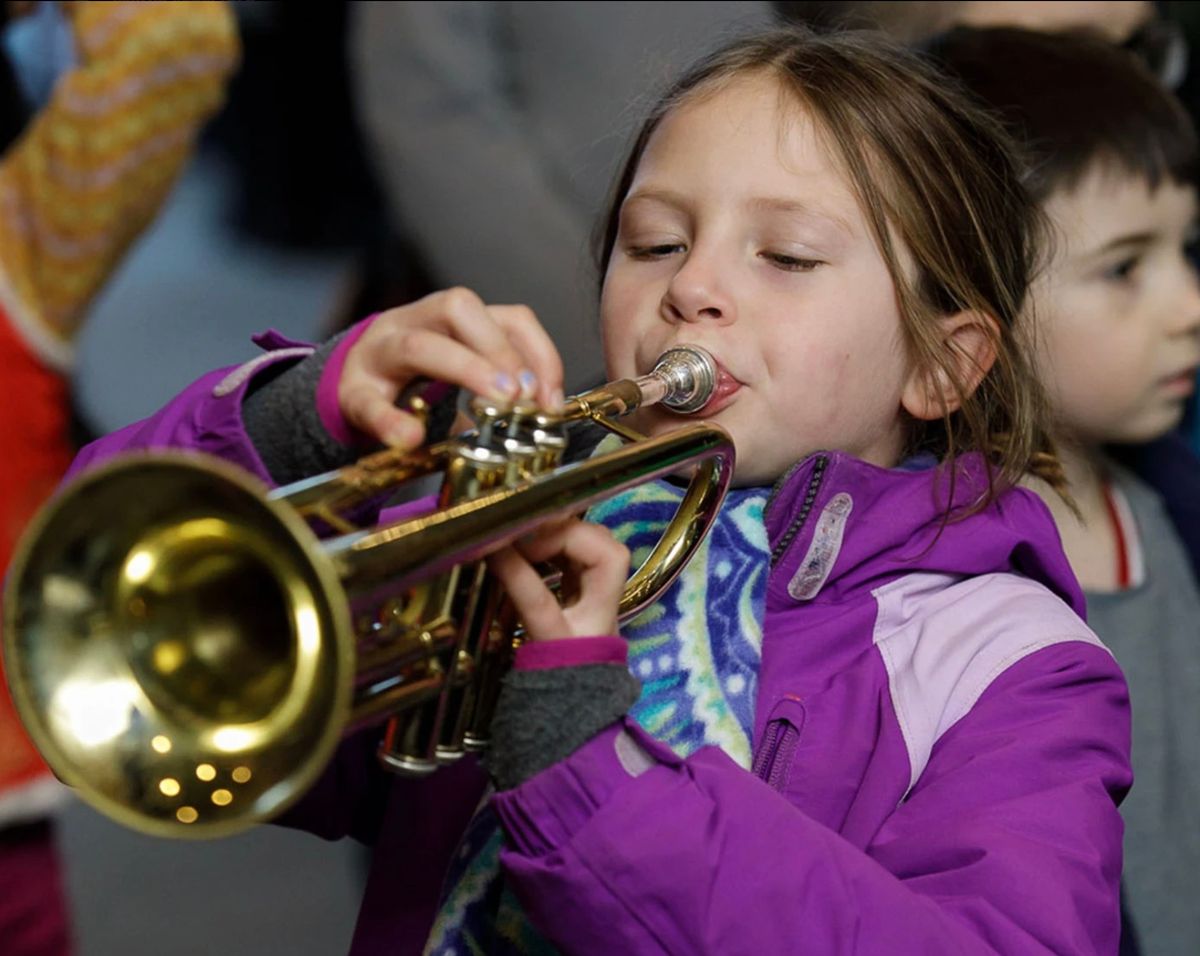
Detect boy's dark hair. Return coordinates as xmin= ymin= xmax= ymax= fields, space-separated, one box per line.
xmin=926 ymin=26 xmax=1199 ymax=203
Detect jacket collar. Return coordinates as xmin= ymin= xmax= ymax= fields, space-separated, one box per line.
xmin=763 ymin=452 xmax=1084 ymax=615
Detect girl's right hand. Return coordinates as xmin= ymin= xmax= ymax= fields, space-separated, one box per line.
xmin=338 ymin=288 xmax=565 ymax=449
xmin=487 ymin=517 xmax=629 ymax=641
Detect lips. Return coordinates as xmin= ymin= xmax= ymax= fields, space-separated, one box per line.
xmin=699 ymin=366 xmax=743 ymax=415
xmin=674 ymin=353 xmax=742 ymax=415
xmin=1160 ymin=366 xmax=1198 ymax=397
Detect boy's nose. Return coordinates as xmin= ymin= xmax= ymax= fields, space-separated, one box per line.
xmin=661 ymin=255 xmax=736 ymax=325
xmin=1169 ymin=259 xmax=1200 ymax=337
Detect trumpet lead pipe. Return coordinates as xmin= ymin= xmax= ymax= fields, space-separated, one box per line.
xmin=565 ymin=344 xmax=718 ymax=421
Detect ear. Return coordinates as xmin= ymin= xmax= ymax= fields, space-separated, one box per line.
xmin=900 ymin=310 xmax=1000 ymax=422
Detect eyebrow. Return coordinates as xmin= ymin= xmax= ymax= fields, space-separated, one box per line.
xmin=746 ymin=196 xmax=852 ymax=236
xmin=623 ymin=189 xmax=852 ymax=237
xmin=1087 ymin=231 xmax=1157 ymax=257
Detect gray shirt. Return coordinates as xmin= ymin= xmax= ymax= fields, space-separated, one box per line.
xmin=1087 ymin=464 xmax=1200 ymax=956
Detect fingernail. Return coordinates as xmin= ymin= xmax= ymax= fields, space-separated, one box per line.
xmin=384 ymin=420 xmax=418 ymax=448
xmin=492 ymin=371 xmax=517 ymax=399
xmin=518 ymin=369 xmax=538 ymax=399
xmin=550 ymin=387 xmax=564 ymax=411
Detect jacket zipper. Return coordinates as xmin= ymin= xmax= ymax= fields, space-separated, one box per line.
xmin=768 ymin=454 xmax=828 ymax=565
xmin=752 ymin=718 xmax=800 ymax=792
xmin=755 ymin=458 xmax=826 ymax=791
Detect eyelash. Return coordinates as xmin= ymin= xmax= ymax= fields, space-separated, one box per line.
xmin=626 ymin=243 xmax=684 ymax=260
xmin=1103 ymin=256 xmax=1141 ymax=284
xmin=760 ymin=251 xmax=823 ymax=273
xmin=624 ymin=244 xmax=823 ymax=273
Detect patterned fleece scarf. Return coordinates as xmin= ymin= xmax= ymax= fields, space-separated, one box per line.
xmin=422 ymin=442 xmax=770 ymax=956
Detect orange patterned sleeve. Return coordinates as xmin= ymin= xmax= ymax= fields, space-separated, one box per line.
xmin=0 ymin=1 xmax=239 ymax=368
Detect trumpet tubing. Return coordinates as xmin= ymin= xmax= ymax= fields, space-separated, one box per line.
xmin=2 ymin=347 xmax=734 ymax=838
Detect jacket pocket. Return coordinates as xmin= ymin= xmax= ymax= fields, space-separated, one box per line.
xmin=752 ymin=696 xmax=807 ymax=793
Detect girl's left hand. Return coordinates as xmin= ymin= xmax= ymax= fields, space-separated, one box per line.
xmin=487 ymin=518 xmax=629 ymax=640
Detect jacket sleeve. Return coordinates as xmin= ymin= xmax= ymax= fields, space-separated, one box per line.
xmin=0 ymin=1 xmax=239 ymax=365
xmin=64 ymin=343 xmax=307 ymax=486
xmin=492 ymin=640 xmax=1132 ymax=955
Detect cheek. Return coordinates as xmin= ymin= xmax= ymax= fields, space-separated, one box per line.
xmin=820 ymin=320 xmax=908 ymax=395
xmin=766 ymin=326 xmax=903 ymax=429
xmin=1047 ymin=313 xmax=1149 ymax=389
xmin=599 ymin=278 xmax=633 ymax=375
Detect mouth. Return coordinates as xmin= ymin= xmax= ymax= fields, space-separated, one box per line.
xmin=1160 ymin=365 xmax=1199 ymax=398
xmin=647 ymin=349 xmax=743 ymax=416
xmin=698 ymin=366 xmax=743 ymax=415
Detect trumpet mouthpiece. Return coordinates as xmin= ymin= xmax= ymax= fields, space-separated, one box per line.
xmin=651 ymin=346 xmax=718 ymax=413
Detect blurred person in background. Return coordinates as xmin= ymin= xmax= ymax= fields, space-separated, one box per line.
xmin=0 ymin=3 xmax=238 ymax=953
xmin=783 ymin=1 xmax=1200 ymax=649
xmin=779 ymin=1 xmax=1160 ymax=47
xmin=348 ymin=2 xmax=775 ymax=393
xmin=931 ymin=26 xmax=1200 ymax=955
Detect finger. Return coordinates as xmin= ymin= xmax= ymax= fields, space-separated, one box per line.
xmin=359 ymin=326 xmax=520 ymax=404
xmin=340 ymin=383 xmax=426 ymax=448
xmin=516 ymin=521 xmax=628 ymax=619
xmin=489 ymin=305 xmax=566 ymax=408
xmin=555 ymin=523 xmax=630 ymax=608
xmin=356 ymin=291 xmax=526 ymax=399
xmin=511 ymin=516 xmax=577 ymax=563
xmin=487 ymin=545 xmax=569 ymax=639
xmin=424 ymin=288 xmax=530 ymax=382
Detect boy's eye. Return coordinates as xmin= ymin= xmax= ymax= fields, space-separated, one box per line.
xmin=1103 ymin=255 xmax=1141 ymax=283
xmin=760 ymin=251 xmax=823 ymax=272
xmin=1184 ymin=231 xmax=1200 ymax=266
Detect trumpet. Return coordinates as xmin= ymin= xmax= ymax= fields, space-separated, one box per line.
xmin=3 ymin=346 xmax=734 ymax=838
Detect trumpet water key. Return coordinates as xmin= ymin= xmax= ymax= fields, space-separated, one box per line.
xmin=3 ymin=346 xmax=733 ymax=838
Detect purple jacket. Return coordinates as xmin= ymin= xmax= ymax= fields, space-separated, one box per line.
xmin=67 ymin=339 xmax=1132 ymax=955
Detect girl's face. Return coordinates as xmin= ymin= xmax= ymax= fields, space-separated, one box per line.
xmin=1031 ymin=168 xmax=1200 ymax=445
xmin=601 ymin=74 xmax=920 ymax=486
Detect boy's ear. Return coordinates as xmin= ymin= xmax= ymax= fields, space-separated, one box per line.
xmin=900 ymin=310 xmax=999 ymax=421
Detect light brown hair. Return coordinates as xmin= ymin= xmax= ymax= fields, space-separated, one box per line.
xmin=596 ymin=27 xmax=1065 ymax=510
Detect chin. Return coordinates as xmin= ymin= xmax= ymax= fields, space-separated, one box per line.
xmin=1108 ymin=407 xmax=1185 ymax=445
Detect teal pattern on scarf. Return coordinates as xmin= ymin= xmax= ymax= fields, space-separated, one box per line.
xmin=423 ymin=446 xmax=769 ymax=956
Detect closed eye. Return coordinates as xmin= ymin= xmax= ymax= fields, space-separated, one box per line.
xmin=626 ymin=243 xmax=686 ymax=260
xmin=760 ymin=251 xmax=823 ymax=272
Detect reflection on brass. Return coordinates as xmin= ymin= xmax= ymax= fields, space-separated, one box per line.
xmin=3 ymin=347 xmax=733 ymax=838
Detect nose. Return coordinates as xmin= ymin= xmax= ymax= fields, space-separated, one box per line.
xmin=1168 ymin=253 xmax=1200 ymax=337
xmin=661 ymin=248 xmax=736 ymax=325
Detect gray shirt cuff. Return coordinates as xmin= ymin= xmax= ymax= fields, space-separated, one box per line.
xmin=484 ymin=663 xmax=641 ymax=791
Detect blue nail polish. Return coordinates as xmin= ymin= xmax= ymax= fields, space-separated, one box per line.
xmin=518 ymin=369 xmax=537 ymax=397
xmin=494 ymin=371 xmax=516 ymax=396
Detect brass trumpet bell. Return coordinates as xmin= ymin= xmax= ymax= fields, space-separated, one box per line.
xmin=3 ymin=347 xmax=734 ymax=838
xmin=5 ymin=456 xmax=354 ymax=837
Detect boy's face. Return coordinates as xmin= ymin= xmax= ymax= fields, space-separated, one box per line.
xmin=1032 ymin=168 xmax=1200 ymax=445
xmin=599 ymin=75 xmax=917 ymax=485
